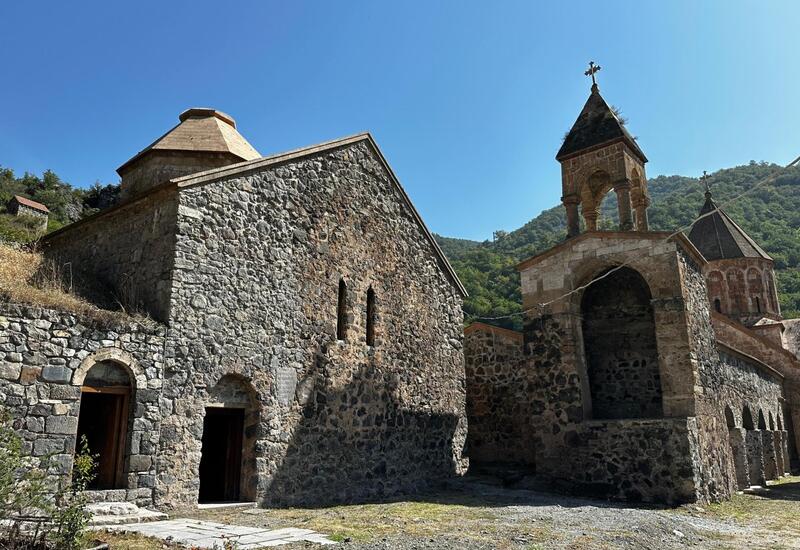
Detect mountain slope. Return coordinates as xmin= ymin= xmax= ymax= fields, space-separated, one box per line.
xmin=437 ymin=162 xmax=800 ymax=329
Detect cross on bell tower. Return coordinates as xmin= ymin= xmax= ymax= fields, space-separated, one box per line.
xmin=584 ymin=61 xmax=601 ymax=92
xmin=701 ymin=170 xmax=712 ymax=197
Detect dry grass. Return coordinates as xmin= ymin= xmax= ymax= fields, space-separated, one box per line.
xmin=0 ymin=243 xmax=141 ymax=327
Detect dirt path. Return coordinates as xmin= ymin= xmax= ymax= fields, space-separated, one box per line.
xmin=102 ymin=476 xmax=800 ymax=549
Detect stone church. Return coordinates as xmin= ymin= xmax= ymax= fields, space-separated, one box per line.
xmin=0 ymin=108 xmax=468 ymax=509
xmin=464 ymin=80 xmax=800 ymax=503
xmin=3 ymin=78 xmax=800 ymax=512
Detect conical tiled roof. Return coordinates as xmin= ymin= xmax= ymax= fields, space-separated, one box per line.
xmin=687 ymin=192 xmax=771 ymax=261
xmin=117 ymin=108 xmax=260 ymax=175
xmin=556 ymin=85 xmax=647 ymax=162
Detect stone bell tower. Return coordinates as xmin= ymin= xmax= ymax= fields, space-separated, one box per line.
xmin=556 ymin=64 xmax=650 ymax=238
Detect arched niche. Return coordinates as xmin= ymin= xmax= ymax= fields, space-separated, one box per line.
xmin=725 ymin=406 xmax=736 ymax=429
xmin=580 ymin=266 xmax=662 ymax=419
xmin=758 ymin=409 xmax=767 ymax=430
xmin=742 ymin=405 xmax=755 ymax=430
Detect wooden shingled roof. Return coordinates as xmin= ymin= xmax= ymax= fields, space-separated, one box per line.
xmin=117 ymin=108 xmax=261 ymax=175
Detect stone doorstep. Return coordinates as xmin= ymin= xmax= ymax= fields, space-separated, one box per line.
xmin=197 ymin=500 xmax=256 ymax=510
xmin=87 ymin=501 xmax=167 ymax=527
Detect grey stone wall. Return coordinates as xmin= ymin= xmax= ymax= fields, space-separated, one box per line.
xmin=463 ymin=326 xmax=527 ymax=464
xmin=0 ymin=302 xmax=165 ymax=506
xmin=678 ymin=249 xmax=737 ymax=502
xmin=43 ymin=187 xmax=178 ymax=322
xmin=156 ymin=140 xmax=467 ymax=507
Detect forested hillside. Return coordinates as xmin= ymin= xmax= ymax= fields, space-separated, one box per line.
xmin=0 ymin=166 xmax=119 ymax=242
xmin=2 ymin=162 xmax=799 ymax=328
xmin=436 ymin=161 xmax=800 ymax=329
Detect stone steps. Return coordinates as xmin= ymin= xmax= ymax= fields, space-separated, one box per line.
xmin=87 ymin=501 xmax=167 ymax=527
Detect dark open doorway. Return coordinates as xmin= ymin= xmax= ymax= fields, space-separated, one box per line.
xmin=199 ymin=407 xmax=244 ymax=503
xmin=76 ymin=389 xmax=130 ymax=489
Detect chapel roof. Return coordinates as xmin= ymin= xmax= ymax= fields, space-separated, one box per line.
xmin=11 ymin=195 xmax=49 ymax=213
xmin=687 ymin=192 xmax=771 ymax=261
xmin=117 ymin=108 xmax=261 ymax=175
xmin=556 ymin=85 xmax=647 ymax=163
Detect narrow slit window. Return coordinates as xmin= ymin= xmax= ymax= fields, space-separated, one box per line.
xmin=366 ymin=287 xmax=376 ymax=346
xmin=714 ymin=298 xmax=722 ymax=313
xmin=754 ymin=296 xmax=761 ymax=313
xmin=337 ymin=279 xmax=348 ymax=340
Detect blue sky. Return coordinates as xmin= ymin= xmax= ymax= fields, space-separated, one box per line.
xmin=1 ymin=1 xmax=798 ymax=240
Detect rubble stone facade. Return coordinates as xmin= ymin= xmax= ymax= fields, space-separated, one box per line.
xmin=3 ymin=118 xmax=468 ymax=510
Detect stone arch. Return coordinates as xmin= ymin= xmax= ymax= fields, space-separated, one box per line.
xmin=580 ymin=266 xmax=662 ymax=419
xmin=742 ymin=405 xmax=755 ymax=430
xmin=758 ymin=409 xmax=767 ymax=430
xmin=75 ymin=349 xmax=139 ymax=490
xmin=707 ymin=270 xmax=725 ymax=314
xmin=73 ymin=347 xmax=146 ymax=388
xmin=199 ymin=373 xmax=261 ymax=503
xmin=726 ymin=269 xmax=747 ymax=315
xmin=725 ymin=404 xmax=749 ymax=489
xmin=747 ymin=267 xmax=765 ymax=314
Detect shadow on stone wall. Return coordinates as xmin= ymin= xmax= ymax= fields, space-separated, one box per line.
xmin=263 ymin=355 xmax=464 ymax=508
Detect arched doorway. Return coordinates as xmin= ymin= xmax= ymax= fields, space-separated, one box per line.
xmin=199 ymin=375 xmax=260 ymax=503
xmin=581 ymin=266 xmax=662 ymax=419
xmin=76 ymin=361 xmax=132 ymax=489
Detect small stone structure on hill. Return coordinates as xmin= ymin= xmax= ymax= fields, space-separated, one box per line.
xmin=0 ymin=108 xmax=468 ymax=509
xmin=7 ymin=194 xmax=49 ymax=231
xmin=464 ymin=78 xmax=800 ymax=504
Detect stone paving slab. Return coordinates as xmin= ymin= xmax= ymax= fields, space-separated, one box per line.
xmin=103 ymin=518 xmax=337 ymax=548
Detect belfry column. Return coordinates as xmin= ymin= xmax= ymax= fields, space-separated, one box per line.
xmin=614 ymin=181 xmax=633 ymax=231
xmin=634 ymin=197 xmax=650 ymax=231
xmin=563 ymin=194 xmax=581 ymax=238
xmin=583 ymin=208 xmax=598 ymax=232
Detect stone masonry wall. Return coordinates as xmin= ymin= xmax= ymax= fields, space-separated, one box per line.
xmin=43 ymin=187 xmax=179 ymax=323
xmin=679 ymin=249 xmax=737 ymax=502
xmin=0 ymin=302 xmax=165 ymax=507
xmin=463 ymin=324 xmax=526 ymax=464
xmin=156 ymin=140 xmax=467 ymax=507
xmin=505 ymin=233 xmax=717 ymax=503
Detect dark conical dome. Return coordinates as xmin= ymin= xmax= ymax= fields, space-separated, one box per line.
xmin=687 ymin=192 xmax=771 ymax=261
xmin=556 ymin=86 xmax=647 ymax=162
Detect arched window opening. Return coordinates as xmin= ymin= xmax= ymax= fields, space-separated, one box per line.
xmin=714 ymin=298 xmax=722 ymax=313
xmin=758 ymin=410 xmax=767 ymax=430
xmin=581 ymin=266 xmax=662 ymax=419
xmin=769 ymin=412 xmax=775 ymax=431
xmin=742 ymin=406 xmax=755 ymax=430
xmin=366 ymin=287 xmax=376 ymax=347
xmin=724 ymin=406 xmax=736 ymax=429
xmin=337 ymin=279 xmax=348 ymax=340
xmin=747 ymin=268 xmax=765 ymax=314
xmin=76 ymin=361 xmax=133 ymax=490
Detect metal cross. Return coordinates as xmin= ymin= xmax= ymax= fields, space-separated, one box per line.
xmin=701 ymin=170 xmax=712 ymax=193
xmin=584 ymin=61 xmax=601 ymax=86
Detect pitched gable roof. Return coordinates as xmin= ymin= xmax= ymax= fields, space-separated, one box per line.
xmin=687 ymin=193 xmax=771 ymax=261
xmin=12 ymin=195 xmax=49 ymax=213
xmin=117 ymin=108 xmax=261 ymax=175
xmin=556 ymin=86 xmax=647 ymax=162
xmin=173 ymin=133 xmax=468 ymax=297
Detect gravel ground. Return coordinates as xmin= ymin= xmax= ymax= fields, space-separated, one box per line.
xmin=172 ymin=476 xmax=800 ymax=549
